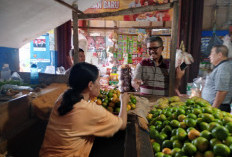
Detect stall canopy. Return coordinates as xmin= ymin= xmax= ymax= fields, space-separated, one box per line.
xmin=0 ymin=0 xmax=99 ymax=48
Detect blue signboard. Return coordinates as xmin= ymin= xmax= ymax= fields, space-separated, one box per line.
xmin=30 ymin=33 xmax=51 ymax=73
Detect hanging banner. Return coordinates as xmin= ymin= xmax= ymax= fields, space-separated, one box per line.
xmin=30 ymin=33 xmax=51 ymax=72
xmin=84 ymin=0 xmax=172 ymax=21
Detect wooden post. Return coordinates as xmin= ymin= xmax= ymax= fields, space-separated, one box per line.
xmin=72 ymin=3 xmax=79 ymax=64
xmin=169 ymin=0 xmax=179 ymax=96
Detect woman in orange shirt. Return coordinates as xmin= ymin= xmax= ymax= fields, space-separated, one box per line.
xmin=40 ymin=62 xmax=129 ymax=157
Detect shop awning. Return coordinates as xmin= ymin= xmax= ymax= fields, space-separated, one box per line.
xmin=0 ymin=0 xmax=99 ymax=48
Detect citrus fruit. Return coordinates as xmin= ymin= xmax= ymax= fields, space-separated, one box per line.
xmin=165 ymin=111 xmax=172 ymax=117
xmin=96 ymin=99 xmax=102 ymax=105
xmin=204 ymin=151 xmax=214 ymax=157
xmin=184 ymin=118 xmax=197 ymax=127
xmin=154 ymin=152 xmax=164 ymax=157
xmin=213 ymin=144 xmax=230 ymax=157
xmin=182 ymin=143 xmax=197 ymax=156
xmin=192 ymin=137 xmax=209 ymax=152
xmin=193 ymin=108 xmax=202 ymax=115
xmin=223 ymin=136 xmax=232 ymax=146
xmin=152 ymin=142 xmax=161 ymax=153
xmin=170 ymin=120 xmax=180 ymax=128
xmin=209 ymin=122 xmax=221 ymax=131
xmin=176 ymin=108 xmax=185 ymax=115
xmin=187 ymin=127 xmax=195 ymax=133
xmin=131 ymin=104 xmax=136 ymax=109
xmin=170 ymin=135 xmax=178 ymax=142
xmin=127 ymin=105 xmax=131 ymax=111
xmin=162 ymin=148 xmax=172 ymax=155
xmin=150 ymin=125 xmax=159 ymax=139
xmin=147 ymin=114 xmax=153 ymax=121
xmin=200 ymin=130 xmax=212 ymax=140
xmin=178 ymin=114 xmax=186 ymax=122
xmin=176 ymin=128 xmax=187 ymax=141
xmin=199 ymin=122 xmax=209 ymax=131
xmin=162 ymin=140 xmax=172 ymax=149
xmin=202 ymin=113 xmax=214 ymax=123
xmin=161 ymin=125 xmax=172 ymax=135
xmin=212 ymin=126 xmax=229 ymax=140
xmin=187 ymin=113 xmax=197 ymax=119
xmin=202 ymin=107 xmax=213 ymax=114
xmin=225 ymin=122 xmax=232 ymax=133
xmin=173 ymin=140 xmax=182 ymax=148
xmin=180 ymin=122 xmax=187 ymax=129
xmin=194 ymin=151 xmax=204 ymax=157
xmin=169 ymin=96 xmax=180 ymax=102
xmin=210 ymin=138 xmax=222 ymax=148
xmin=186 ymin=99 xmax=195 ymax=106
xmin=213 ymin=119 xmax=222 ymax=125
xmin=174 ymin=151 xmax=185 ymax=157
xmin=188 ymin=129 xmax=200 ymax=140
xmin=171 ymin=148 xmax=181 ymax=156
xmin=222 ymin=117 xmax=232 ymax=125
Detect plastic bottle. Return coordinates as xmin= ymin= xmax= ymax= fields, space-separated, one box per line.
xmin=30 ymin=63 xmax=39 ymax=84
xmin=1 ymin=64 xmax=11 ymax=81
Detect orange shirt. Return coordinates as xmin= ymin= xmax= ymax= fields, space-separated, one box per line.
xmin=40 ymin=99 xmax=123 ymax=157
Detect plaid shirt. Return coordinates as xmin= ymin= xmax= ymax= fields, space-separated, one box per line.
xmin=133 ymin=57 xmax=169 ymax=96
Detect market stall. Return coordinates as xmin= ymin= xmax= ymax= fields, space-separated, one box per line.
xmin=0 ymin=0 xmax=192 ymax=156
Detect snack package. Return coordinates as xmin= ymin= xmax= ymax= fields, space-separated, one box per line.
xmin=100 ymin=75 xmax=109 ymax=89
xmin=119 ymin=64 xmax=132 ymax=92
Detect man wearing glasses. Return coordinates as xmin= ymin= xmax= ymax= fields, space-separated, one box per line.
xmin=132 ymin=36 xmax=185 ymax=96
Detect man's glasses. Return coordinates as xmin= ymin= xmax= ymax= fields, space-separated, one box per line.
xmin=147 ymin=46 xmax=162 ymax=51
xmin=147 ymin=46 xmax=162 ymax=54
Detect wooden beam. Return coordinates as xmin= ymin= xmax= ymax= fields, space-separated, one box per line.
xmin=78 ymin=3 xmax=173 ymax=19
xmin=169 ymin=1 xmax=179 ymax=96
xmin=54 ymin=0 xmax=84 ymax=14
xmin=72 ymin=4 xmax=79 ymax=64
xmin=78 ymin=26 xmax=171 ymax=30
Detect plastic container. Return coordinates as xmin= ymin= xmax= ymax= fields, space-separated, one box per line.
xmin=30 ymin=63 xmax=39 ymax=84
xmin=1 ymin=64 xmax=11 ymax=81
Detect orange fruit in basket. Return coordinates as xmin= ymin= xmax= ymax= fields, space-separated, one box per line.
xmin=127 ymin=105 xmax=131 ymax=111
xmin=96 ymin=99 xmax=102 ymax=105
xmin=131 ymin=104 xmax=136 ymax=110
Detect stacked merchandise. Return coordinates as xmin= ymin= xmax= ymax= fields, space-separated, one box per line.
xmin=117 ymin=35 xmax=142 ymax=65
xmin=119 ymin=64 xmax=133 ymax=92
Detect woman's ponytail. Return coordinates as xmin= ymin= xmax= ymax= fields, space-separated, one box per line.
xmin=57 ymin=62 xmax=99 ymax=116
xmin=58 ymin=89 xmax=83 ymax=116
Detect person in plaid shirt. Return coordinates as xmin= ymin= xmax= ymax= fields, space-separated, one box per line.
xmin=132 ymin=36 xmax=185 ymax=96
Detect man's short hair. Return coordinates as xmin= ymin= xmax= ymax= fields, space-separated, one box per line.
xmin=213 ymin=45 xmax=228 ymax=57
xmin=70 ymin=48 xmax=84 ymax=57
xmin=147 ymin=36 xmax=163 ymax=46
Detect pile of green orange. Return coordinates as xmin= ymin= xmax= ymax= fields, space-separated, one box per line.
xmin=91 ymin=89 xmax=136 ymax=114
xmin=147 ymin=96 xmax=232 ymax=157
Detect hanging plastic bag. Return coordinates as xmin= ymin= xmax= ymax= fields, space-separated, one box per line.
xmin=222 ymin=35 xmax=232 ymax=58
xmin=175 ymin=49 xmax=194 ymax=68
xmin=190 ymin=77 xmax=205 ymax=98
xmin=206 ymin=34 xmax=223 ymax=57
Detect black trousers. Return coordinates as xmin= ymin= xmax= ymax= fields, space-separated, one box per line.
xmin=219 ymin=104 xmax=231 ymax=113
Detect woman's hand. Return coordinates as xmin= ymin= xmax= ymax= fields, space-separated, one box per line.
xmin=119 ymin=93 xmax=129 ymax=130
xmin=176 ymin=66 xmax=185 ymax=80
xmin=120 ymin=93 xmax=130 ymax=105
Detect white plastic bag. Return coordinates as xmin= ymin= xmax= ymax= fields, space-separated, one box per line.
xmin=190 ymin=77 xmax=205 ymax=98
xmin=222 ymin=35 xmax=232 ymax=58
xmin=175 ymin=49 xmax=194 ymax=67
